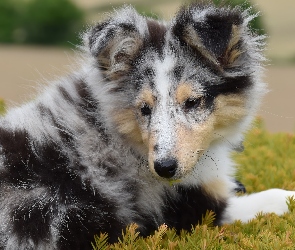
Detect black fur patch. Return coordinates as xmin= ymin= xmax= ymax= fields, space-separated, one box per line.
xmin=59 ymin=86 xmax=75 ymax=104
xmin=172 ymin=65 xmax=185 ymax=82
xmin=56 ymin=188 xmax=127 ymax=248
xmin=206 ymin=75 xmax=253 ymax=97
xmin=74 ymin=80 xmax=109 ymax=142
xmin=145 ymin=20 xmax=167 ymax=54
xmin=172 ymin=3 xmax=243 ymax=67
xmin=38 ymin=104 xmax=75 ymax=146
xmin=0 ymin=128 xmax=36 ymax=188
xmin=0 ymin=127 xmax=125 ymax=246
xmin=234 ymin=180 xmax=246 ymax=193
xmin=75 ymin=80 xmax=99 ymax=125
xmin=11 ymin=196 xmax=52 ymax=244
xmin=192 ymin=10 xmax=242 ymax=58
xmin=163 ymin=186 xmax=227 ymax=232
xmin=172 ymin=6 xmax=191 ymax=46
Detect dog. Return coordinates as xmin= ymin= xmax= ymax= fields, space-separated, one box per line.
xmin=0 ymin=1 xmax=294 ymax=249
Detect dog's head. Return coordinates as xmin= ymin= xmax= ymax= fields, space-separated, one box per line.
xmin=85 ymin=3 xmax=265 ymax=180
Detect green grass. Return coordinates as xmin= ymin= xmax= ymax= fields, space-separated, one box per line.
xmin=92 ymin=119 xmax=295 ymax=249
xmin=234 ymin=119 xmax=295 ymax=192
xmin=0 ymin=99 xmax=5 ymax=115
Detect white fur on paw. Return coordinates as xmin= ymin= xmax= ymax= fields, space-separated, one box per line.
xmin=222 ymin=189 xmax=295 ymax=224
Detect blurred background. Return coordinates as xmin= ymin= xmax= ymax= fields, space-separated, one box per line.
xmin=0 ymin=0 xmax=294 ymax=132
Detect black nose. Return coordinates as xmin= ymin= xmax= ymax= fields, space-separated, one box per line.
xmin=154 ymin=159 xmax=177 ymax=178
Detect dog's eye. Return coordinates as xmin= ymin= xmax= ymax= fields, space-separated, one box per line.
xmin=184 ymin=97 xmax=202 ymax=111
xmin=141 ymin=104 xmax=152 ymax=116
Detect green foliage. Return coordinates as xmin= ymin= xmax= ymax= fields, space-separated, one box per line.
xmin=0 ymin=0 xmax=84 ymax=46
xmin=286 ymin=196 xmax=295 ymax=213
xmin=234 ymin=119 xmax=295 ymax=192
xmin=92 ymin=233 xmax=109 ymax=250
xmin=0 ymin=99 xmax=5 ymax=115
xmin=92 ymin=119 xmax=295 ymax=249
xmin=0 ymin=0 xmax=22 ymax=43
xmin=213 ymin=0 xmax=266 ymax=35
xmin=201 ymin=210 xmax=216 ymax=227
xmin=22 ymin=0 xmax=84 ymax=46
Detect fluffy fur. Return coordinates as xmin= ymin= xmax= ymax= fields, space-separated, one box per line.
xmin=0 ymin=2 xmax=294 ymax=249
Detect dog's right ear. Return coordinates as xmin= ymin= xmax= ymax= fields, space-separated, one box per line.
xmin=85 ymin=7 xmax=147 ymax=80
xmin=172 ymin=3 xmax=248 ymax=71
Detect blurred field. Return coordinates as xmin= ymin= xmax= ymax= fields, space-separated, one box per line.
xmin=0 ymin=0 xmax=295 ymax=132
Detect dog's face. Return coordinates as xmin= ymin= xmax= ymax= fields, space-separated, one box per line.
xmin=86 ymin=4 xmax=263 ymax=180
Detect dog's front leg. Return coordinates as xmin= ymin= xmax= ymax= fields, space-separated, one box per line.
xmin=222 ymin=189 xmax=295 ymax=224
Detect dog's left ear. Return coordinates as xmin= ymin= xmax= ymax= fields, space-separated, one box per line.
xmin=85 ymin=7 xmax=147 ymax=80
xmin=172 ymin=4 xmax=246 ymax=69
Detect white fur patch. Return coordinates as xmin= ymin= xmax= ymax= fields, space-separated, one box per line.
xmin=223 ymin=189 xmax=295 ymax=223
xmin=153 ymin=54 xmax=177 ymax=160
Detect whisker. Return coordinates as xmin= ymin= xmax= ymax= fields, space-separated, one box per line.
xmin=259 ymin=108 xmax=294 ymax=119
xmin=213 ymin=132 xmax=236 ymax=148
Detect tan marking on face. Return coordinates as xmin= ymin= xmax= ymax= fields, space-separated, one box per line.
xmin=113 ymin=108 xmax=148 ymax=154
xmin=173 ymin=94 xmax=246 ymax=177
xmin=213 ymin=94 xmax=247 ymax=129
xmin=202 ymin=179 xmax=230 ymax=200
xmin=175 ymin=118 xmax=215 ymax=175
xmin=137 ymin=88 xmax=155 ymax=108
xmin=147 ymin=135 xmax=158 ymax=175
xmin=175 ymin=83 xmax=202 ymax=104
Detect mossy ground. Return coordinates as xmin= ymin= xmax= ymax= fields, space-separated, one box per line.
xmin=93 ymin=119 xmax=295 ymax=249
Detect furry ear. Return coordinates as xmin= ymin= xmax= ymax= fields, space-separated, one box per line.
xmin=173 ymin=3 xmax=246 ymax=69
xmin=85 ymin=7 xmax=147 ymax=80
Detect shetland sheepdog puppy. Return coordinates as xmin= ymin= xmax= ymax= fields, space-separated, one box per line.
xmin=0 ymin=2 xmax=294 ymax=249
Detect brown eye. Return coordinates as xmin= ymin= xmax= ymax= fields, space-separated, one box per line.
xmin=141 ymin=104 xmax=152 ymax=116
xmin=184 ymin=97 xmax=201 ymax=111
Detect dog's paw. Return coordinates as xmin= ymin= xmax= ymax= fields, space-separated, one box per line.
xmin=234 ymin=180 xmax=246 ymax=194
xmin=222 ymin=189 xmax=295 ymax=224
